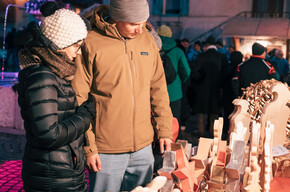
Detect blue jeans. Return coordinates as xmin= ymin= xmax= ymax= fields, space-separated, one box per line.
xmin=89 ymin=144 xmax=154 ymax=192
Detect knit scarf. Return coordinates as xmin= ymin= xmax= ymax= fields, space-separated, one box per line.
xmin=18 ymin=47 xmax=76 ymax=80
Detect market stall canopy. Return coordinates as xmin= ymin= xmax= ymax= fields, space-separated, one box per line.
xmin=221 ymin=16 xmax=290 ymax=39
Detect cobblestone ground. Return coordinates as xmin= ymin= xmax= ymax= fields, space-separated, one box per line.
xmin=0 ymin=133 xmax=25 ymax=163
xmin=0 ymin=160 xmax=24 ymax=192
xmin=0 ymin=132 xmax=26 ymax=191
xmin=0 ymin=132 xmax=90 ymax=192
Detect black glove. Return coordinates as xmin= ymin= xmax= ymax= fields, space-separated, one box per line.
xmin=76 ymin=94 xmax=96 ymax=130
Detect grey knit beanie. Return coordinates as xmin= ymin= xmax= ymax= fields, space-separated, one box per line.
xmin=109 ymin=0 xmax=150 ymax=23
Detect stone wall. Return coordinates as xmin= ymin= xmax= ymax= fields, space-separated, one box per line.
xmin=0 ymin=86 xmax=24 ymax=131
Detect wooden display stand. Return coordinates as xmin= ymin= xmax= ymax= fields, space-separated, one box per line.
xmin=229 ymin=99 xmax=251 ymax=142
xmin=242 ymin=121 xmax=262 ymax=192
xmin=153 ymin=80 xmax=290 ymax=192
xmin=259 ymin=83 xmax=290 ymax=148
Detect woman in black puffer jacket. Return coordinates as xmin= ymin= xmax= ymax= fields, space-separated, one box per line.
xmin=17 ymin=2 xmax=95 ymax=191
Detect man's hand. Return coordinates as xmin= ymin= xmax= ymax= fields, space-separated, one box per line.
xmin=159 ymin=138 xmax=172 ymax=154
xmin=86 ymin=153 xmax=102 ymax=172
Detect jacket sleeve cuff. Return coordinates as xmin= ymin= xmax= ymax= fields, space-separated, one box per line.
xmin=158 ymin=129 xmax=173 ymax=140
xmin=84 ymin=145 xmax=98 ymax=157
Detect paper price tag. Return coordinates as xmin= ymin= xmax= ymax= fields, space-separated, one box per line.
xmin=272 ymin=144 xmax=289 ymax=157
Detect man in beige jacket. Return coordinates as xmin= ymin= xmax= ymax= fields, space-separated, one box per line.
xmin=72 ymin=0 xmax=173 ymax=191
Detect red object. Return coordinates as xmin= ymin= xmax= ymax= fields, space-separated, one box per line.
xmin=270 ymin=177 xmax=290 ymax=192
xmin=172 ymin=148 xmax=198 ymax=192
xmin=172 ymin=117 xmax=179 ymax=143
xmin=216 ymin=140 xmax=227 ymax=167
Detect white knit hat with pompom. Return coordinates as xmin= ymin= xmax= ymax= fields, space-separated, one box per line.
xmin=41 ymin=9 xmax=87 ymax=49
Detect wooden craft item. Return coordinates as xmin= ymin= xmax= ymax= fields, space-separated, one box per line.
xmin=210 ymin=139 xmax=226 ymax=180
xmin=248 ymin=121 xmax=260 ymax=165
xmin=225 ymin=140 xmax=246 ymax=179
xmin=186 ymin=143 xmax=192 ymax=160
xmin=260 ymin=83 xmax=290 ymax=148
xmin=176 ymin=140 xmax=188 ymax=151
xmin=172 ymin=188 xmax=181 ymax=192
xmin=160 ymin=179 xmax=175 ymax=192
xmin=208 ymin=163 xmax=226 ymax=191
xmin=132 ymin=176 xmax=167 ymax=192
xmin=241 ymin=167 xmax=250 ymax=191
xmin=228 ymin=99 xmax=251 ymax=142
xmin=191 ymin=138 xmax=213 ymax=169
xmin=171 ymin=143 xmax=186 ymax=168
xmin=157 ymin=151 xmax=176 ymax=179
xmin=171 ymin=143 xmax=182 ymax=152
xmin=210 ymin=166 xmax=225 ymax=184
xmin=273 ymin=154 xmax=290 ymax=178
xmin=212 ymin=117 xmax=223 ymax=156
xmin=263 ymin=121 xmax=274 ymax=192
xmin=229 ymin=122 xmax=247 ymax=151
xmin=216 ymin=140 xmax=227 ymax=167
xmin=242 ymin=160 xmax=261 ymax=192
xmin=176 ymin=140 xmax=192 ymax=159
xmin=207 ymin=180 xmax=225 ymax=191
xmin=225 ymin=178 xmax=240 ymax=192
xmin=172 ymin=161 xmax=197 ymax=192
xmin=242 ymin=121 xmax=261 ymax=192
xmin=171 ymin=143 xmax=198 ymax=192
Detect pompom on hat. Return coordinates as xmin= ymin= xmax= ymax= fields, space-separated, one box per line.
xmin=252 ymin=42 xmax=265 ymax=55
xmin=157 ymin=25 xmax=172 ymax=38
xmin=109 ymin=0 xmax=149 ymax=23
xmin=40 ymin=2 xmax=87 ymax=50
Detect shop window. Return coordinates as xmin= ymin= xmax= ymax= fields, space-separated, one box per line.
xmin=252 ymin=0 xmax=284 ymax=17
xmin=152 ymin=0 xmax=188 ymax=16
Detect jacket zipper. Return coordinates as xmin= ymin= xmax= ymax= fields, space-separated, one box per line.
xmin=131 ymin=51 xmax=136 ymax=76
xmin=124 ymin=39 xmax=136 ymax=151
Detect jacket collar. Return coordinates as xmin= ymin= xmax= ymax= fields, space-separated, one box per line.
xmin=90 ymin=5 xmax=123 ymax=40
xmin=251 ymin=55 xmax=265 ymax=59
xmin=206 ymin=45 xmax=217 ymax=51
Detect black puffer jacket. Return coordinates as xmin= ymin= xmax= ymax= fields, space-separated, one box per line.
xmin=232 ymin=55 xmax=276 ymax=97
xmin=17 ymin=65 xmax=88 ymax=192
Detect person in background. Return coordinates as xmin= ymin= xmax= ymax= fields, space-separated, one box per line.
xmin=181 ymin=40 xmax=203 ymax=134
xmin=187 ymin=40 xmax=202 ymax=66
xmin=216 ymin=38 xmax=230 ymax=61
xmin=222 ymin=51 xmax=243 ymax=140
xmin=157 ymin=24 xmax=191 ymax=139
xmin=16 ymin=2 xmax=96 ymax=191
xmin=71 ymin=1 xmax=173 ymax=191
xmin=228 ymin=46 xmax=235 ymax=55
xmin=189 ymin=35 xmax=227 ymax=137
xmin=232 ymin=42 xmax=276 ymax=98
xmin=180 ymin=38 xmax=190 ymax=53
xmin=269 ymin=48 xmax=289 ymax=80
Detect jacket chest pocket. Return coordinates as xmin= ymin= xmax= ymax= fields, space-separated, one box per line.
xmin=132 ymin=50 xmax=155 ymax=79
